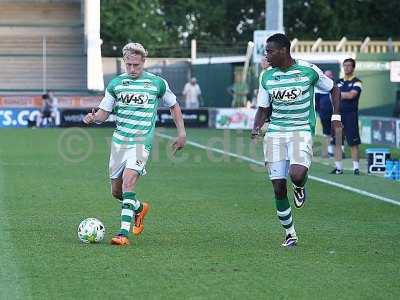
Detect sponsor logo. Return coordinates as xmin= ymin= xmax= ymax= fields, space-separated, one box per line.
xmin=136 ymin=160 xmax=144 ymax=167
xmin=157 ymin=108 xmax=209 ymax=128
xmin=0 ymin=108 xmax=40 ymax=127
xmin=63 ymin=113 xmax=86 ymax=122
xmin=270 ymin=88 xmax=302 ymax=101
xmin=117 ymin=92 xmax=149 ymax=105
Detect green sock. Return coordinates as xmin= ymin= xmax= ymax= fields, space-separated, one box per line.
xmin=119 ymin=192 xmax=141 ymax=236
xmin=275 ymin=196 xmax=295 ymax=234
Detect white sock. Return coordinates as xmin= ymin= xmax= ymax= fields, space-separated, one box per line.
xmin=341 ymin=146 xmax=345 ymax=151
xmin=335 ymin=161 xmax=342 ymax=170
xmin=353 ymin=161 xmax=359 ymax=170
xmin=286 ymin=226 xmax=296 ymax=236
xmin=328 ymin=145 xmax=334 ymax=155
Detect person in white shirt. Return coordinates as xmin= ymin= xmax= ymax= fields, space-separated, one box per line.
xmin=36 ymin=91 xmax=59 ymax=127
xmin=48 ymin=91 xmax=60 ymax=126
xmin=182 ymin=77 xmax=202 ymax=108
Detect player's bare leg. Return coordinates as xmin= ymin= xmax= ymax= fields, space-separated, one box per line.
xmin=322 ymin=135 xmax=332 ymax=158
xmin=289 ymin=164 xmax=308 ymax=209
xmin=111 ymin=177 xmax=123 ymax=202
xmin=111 ymin=168 xmax=149 ymax=245
xmin=271 ymin=179 xmax=298 ymax=247
xmin=332 ymin=126 xmax=343 ymax=174
xmin=122 ymin=168 xmax=149 ymax=236
xmin=351 ymin=145 xmax=360 ymax=175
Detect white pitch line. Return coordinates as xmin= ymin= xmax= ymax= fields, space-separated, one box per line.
xmin=157 ymin=133 xmax=400 ymax=207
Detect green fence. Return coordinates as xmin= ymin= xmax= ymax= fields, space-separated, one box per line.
xmin=356 ymin=53 xmax=400 ymax=117
xmin=192 ymin=63 xmax=234 ymax=107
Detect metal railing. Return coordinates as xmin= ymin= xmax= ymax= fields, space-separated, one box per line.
xmin=0 ymin=32 xmax=87 ymax=93
xmin=291 ymin=37 xmax=400 ymax=53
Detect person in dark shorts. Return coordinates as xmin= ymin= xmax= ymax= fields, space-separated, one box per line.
xmin=315 ymin=70 xmax=335 ymax=158
xmin=36 ymin=93 xmax=52 ymax=127
xmin=331 ymin=58 xmax=362 ymax=175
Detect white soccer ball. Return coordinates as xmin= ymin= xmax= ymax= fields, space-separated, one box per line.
xmin=77 ymin=218 xmax=105 ymax=243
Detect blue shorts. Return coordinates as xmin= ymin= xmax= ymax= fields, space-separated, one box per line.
xmin=319 ymin=114 xmax=332 ymax=136
xmin=342 ymin=112 xmax=361 ymax=146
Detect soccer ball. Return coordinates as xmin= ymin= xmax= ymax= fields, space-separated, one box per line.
xmin=77 ymin=218 xmax=105 ymax=243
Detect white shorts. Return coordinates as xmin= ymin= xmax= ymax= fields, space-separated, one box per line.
xmin=263 ymin=131 xmax=313 ymax=180
xmin=109 ymin=143 xmax=150 ymax=179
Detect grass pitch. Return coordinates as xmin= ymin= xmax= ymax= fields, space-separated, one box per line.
xmin=0 ymin=128 xmax=399 ymax=299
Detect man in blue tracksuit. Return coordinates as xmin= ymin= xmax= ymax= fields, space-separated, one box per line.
xmin=331 ymin=58 xmax=363 ymax=175
xmin=315 ymin=70 xmax=335 ymax=158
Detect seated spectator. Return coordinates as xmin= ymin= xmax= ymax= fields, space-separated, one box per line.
xmin=36 ymin=92 xmax=59 ymax=127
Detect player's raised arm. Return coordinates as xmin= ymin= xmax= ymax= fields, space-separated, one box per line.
xmin=160 ymin=78 xmax=186 ymax=154
xmin=313 ymin=64 xmax=342 ymax=131
xmin=251 ymin=106 xmax=271 ymax=139
xmin=330 ymin=83 xmax=341 ymax=126
xmin=83 ymin=108 xmax=110 ymax=125
xmin=169 ymin=102 xmax=186 ymax=154
xmin=251 ymin=69 xmax=271 ymax=139
xmin=84 ymin=82 xmax=116 ymax=125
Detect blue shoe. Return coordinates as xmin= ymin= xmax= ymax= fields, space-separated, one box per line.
xmin=354 ymin=169 xmax=360 ymax=176
xmin=293 ymin=184 xmax=306 ymax=208
xmin=282 ymin=233 xmax=298 ymax=247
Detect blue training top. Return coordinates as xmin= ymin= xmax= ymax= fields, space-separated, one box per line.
xmin=337 ymin=77 xmax=362 ymax=113
xmin=315 ymin=92 xmax=332 ymax=118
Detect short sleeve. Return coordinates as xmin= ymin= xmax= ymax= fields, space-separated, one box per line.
xmin=161 ymin=79 xmax=177 ymax=107
xmin=257 ymin=71 xmax=270 ymax=108
xmin=311 ymin=65 xmax=334 ymax=93
xmin=98 ymin=88 xmax=116 ymax=112
xmin=352 ymin=81 xmax=362 ymax=93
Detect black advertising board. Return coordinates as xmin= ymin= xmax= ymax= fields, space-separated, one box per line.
xmin=60 ymin=109 xmax=115 ymax=127
xmin=60 ymin=108 xmax=209 ymax=128
xmin=156 ymin=108 xmax=209 ymax=127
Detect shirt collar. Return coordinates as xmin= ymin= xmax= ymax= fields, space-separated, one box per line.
xmin=344 ymin=74 xmax=355 ymax=81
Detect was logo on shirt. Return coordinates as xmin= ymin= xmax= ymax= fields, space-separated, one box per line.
xmin=270 ymin=87 xmax=303 ymax=102
xmin=117 ymin=92 xmax=149 ymax=105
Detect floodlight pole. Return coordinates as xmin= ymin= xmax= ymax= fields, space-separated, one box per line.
xmin=191 ymin=39 xmax=197 ymax=61
xmin=266 ymin=0 xmax=283 ymax=31
xmin=42 ymin=35 xmax=47 ymax=94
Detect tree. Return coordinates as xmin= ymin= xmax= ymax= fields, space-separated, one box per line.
xmin=159 ymin=0 xmax=266 ymax=43
xmin=284 ymin=0 xmax=400 ymax=40
xmin=159 ymin=0 xmax=265 ymax=55
xmin=284 ymin=0 xmax=340 ymax=39
xmin=334 ymin=0 xmax=400 ymax=40
xmin=100 ymin=0 xmax=400 ymax=57
xmin=100 ymin=0 xmax=168 ymax=56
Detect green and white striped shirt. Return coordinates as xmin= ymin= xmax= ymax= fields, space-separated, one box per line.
xmin=99 ymin=71 xmax=177 ymax=149
xmin=257 ymin=60 xmax=333 ymax=134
